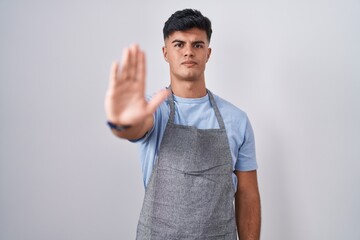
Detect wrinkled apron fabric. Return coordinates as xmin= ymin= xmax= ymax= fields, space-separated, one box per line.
xmin=136 ymin=90 xmax=237 ymax=240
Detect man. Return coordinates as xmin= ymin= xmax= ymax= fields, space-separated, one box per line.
xmin=105 ymin=9 xmax=261 ymax=240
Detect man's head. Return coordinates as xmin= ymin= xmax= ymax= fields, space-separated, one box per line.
xmin=163 ymin=9 xmax=212 ymax=43
xmin=162 ymin=9 xmax=212 ymax=85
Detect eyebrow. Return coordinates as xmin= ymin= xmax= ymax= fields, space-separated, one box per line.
xmin=171 ymin=39 xmax=206 ymax=44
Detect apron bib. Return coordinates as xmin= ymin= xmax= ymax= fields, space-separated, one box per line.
xmin=136 ymin=90 xmax=236 ymax=239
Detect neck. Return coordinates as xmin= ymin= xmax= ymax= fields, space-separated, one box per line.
xmin=170 ymin=71 xmax=207 ymax=98
xmin=170 ymin=80 xmax=207 ymax=98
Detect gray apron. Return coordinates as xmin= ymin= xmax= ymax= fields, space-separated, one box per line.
xmin=136 ymin=90 xmax=237 ymax=239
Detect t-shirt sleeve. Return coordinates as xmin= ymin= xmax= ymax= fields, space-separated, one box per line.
xmin=234 ymin=115 xmax=258 ymax=171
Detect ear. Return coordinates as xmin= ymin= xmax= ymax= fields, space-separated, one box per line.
xmin=162 ymin=46 xmax=169 ymax=62
xmin=206 ymin=47 xmax=212 ymax=62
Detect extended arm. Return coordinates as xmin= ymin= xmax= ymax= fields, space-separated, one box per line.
xmin=235 ymin=170 xmax=261 ymax=240
xmin=104 ymin=44 xmax=169 ymax=140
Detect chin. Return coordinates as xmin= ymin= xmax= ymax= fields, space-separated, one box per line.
xmin=181 ymin=72 xmax=201 ymax=81
xmin=180 ymin=76 xmax=199 ymax=82
xmin=172 ymin=71 xmax=202 ymax=82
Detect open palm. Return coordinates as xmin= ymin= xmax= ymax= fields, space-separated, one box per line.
xmin=105 ymin=44 xmax=169 ymax=127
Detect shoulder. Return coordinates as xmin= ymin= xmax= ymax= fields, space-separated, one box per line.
xmin=211 ymin=92 xmax=249 ymax=122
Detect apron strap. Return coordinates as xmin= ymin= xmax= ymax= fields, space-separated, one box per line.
xmin=167 ymin=86 xmax=226 ymax=129
xmin=208 ymin=90 xmax=226 ymax=129
xmin=167 ymin=86 xmax=176 ymax=124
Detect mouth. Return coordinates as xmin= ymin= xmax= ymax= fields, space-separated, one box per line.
xmin=182 ymin=61 xmax=197 ymax=67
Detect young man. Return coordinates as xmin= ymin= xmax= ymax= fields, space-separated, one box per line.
xmin=105 ymin=9 xmax=261 ymax=240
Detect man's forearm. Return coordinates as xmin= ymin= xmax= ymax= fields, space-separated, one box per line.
xmin=108 ymin=114 xmax=153 ymax=140
xmin=235 ymin=170 xmax=261 ymax=240
xmin=235 ymin=194 xmax=261 ymax=239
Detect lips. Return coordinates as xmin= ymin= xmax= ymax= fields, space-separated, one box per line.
xmin=182 ymin=60 xmax=197 ymax=67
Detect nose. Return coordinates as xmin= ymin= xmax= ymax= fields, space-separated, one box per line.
xmin=184 ymin=45 xmax=195 ymax=57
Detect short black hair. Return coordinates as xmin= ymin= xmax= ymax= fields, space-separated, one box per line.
xmin=163 ymin=9 xmax=212 ymax=42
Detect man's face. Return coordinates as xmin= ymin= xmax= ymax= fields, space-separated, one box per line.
xmin=162 ymin=28 xmax=211 ymax=82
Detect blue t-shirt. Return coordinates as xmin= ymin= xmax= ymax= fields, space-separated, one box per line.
xmin=134 ymin=92 xmax=257 ymax=190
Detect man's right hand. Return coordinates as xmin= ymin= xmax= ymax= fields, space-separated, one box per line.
xmin=105 ymin=44 xmax=169 ymax=139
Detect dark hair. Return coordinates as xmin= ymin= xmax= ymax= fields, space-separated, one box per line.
xmin=163 ymin=9 xmax=212 ymax=42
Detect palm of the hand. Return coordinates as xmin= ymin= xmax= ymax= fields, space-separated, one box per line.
xmin=105 ymin=44 xmax=169 ymax=126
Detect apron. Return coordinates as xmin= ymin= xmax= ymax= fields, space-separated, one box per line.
xmin=136 ymin=90 xmax=237 ymax=239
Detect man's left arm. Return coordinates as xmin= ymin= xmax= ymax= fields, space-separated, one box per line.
xmin=235 ymin=170 xmax=261 ymax=240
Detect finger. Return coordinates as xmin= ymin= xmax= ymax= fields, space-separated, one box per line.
xmin=109 ymin=61 xmax=119 ymax=88
xmin=136 ymin=49 xmax=146 ymax=91
xmin=128 ymin=44 xmax=138 ymax=81
xmin=146 ymin=89 xmax=171 ymax=114
xmin=119 ymin=47 xmax=131 ymax=81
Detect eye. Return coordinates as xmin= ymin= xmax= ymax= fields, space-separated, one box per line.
xmin=194 ymin=43 xmax=204 ymax=49
xmin=174 ymin=43 xmax=184 ymax=48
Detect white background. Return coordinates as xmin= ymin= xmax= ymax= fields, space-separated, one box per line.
xmin=1 ymin=0 xmax=359 ymax=239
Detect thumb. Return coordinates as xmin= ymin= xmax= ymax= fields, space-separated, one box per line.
xmin=146 ymin=89 xmax=170 ymax=115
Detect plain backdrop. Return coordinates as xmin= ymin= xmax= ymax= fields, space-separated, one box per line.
xmin=1 ymin=0 xmax=359 ymax=239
